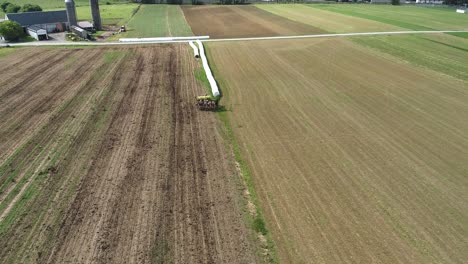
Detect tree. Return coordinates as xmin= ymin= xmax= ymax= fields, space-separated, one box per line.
xmin=5 ymin=3 xmax=20 ymax=13
xmin=0 ymin=20 xmax=24 ymax=41
xmin=0 ymin=1 xmax=11 ymax=12
xmin=391 ymin=0 xmax=400 ymax=4
xmin=444 ymin=0 xmax=468 ymax=4
xmin=21 ymin=4 xmax=42 ymax=12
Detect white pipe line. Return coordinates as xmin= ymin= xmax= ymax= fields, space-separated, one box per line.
xmin=189 ymin=41 xmax=200 ymax=58
xmin=119 ymin=36 xmax=210 ymax=42
xmin=203 ymin=30 xmax=468 ymax=43
xmin=196 ymin=40 xmax=220 ymax=98
xmin=6 ymin=30 xmax=468 ymax=47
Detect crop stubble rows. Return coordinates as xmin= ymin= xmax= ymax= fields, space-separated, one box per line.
xmin=182 ymin=5 xmax=323 ymax=39
xmin=208 ymin=38 xmax=468 ymax=263
xmin=0 ymin=46 xmax=256 ymax=263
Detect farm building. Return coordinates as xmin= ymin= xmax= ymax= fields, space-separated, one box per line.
xmin=5 ymin=11 xmax=69 ymax=33
xmin=370 ymin=0 xmax=391 ymax=3
xmin=78 ymin=21 xmax=95 ymax=32
xmin=27 ymin=26 xmax=48 ymax=40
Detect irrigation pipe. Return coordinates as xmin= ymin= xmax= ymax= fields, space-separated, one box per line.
xmin=196 ymin=40 xmax=220 ymax=98
xmin=189 ymin=41 xmax=200 ymax=58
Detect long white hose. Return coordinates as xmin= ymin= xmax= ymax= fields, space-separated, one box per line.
xmin=196 ymin=40 xmax=220 ymax=98
xmin=189 ymin=41 xmax=199 ymax=58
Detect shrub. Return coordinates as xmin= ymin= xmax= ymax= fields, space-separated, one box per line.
xmin=391 ymin=0 xmax=400 ymax=5
xmin=0 ymin=1 xmax=11 ymax=12
xmin=253 ymin=216 xmax=268 ymax=235
xmin=21 ymin=4 xmax=42 ymax=12
xmin=5 ymin=3 xmax=20 ymax=13
xmin=0 ymin=20 xmax=24 ymax=41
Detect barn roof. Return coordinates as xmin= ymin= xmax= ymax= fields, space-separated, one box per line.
xmin=78 ymin=21 xmax=94 ymax=28
xmin=27 ymin=25 xmax=47 ymax=33
xmin=6 ymin=10 xmax=68 ymax=27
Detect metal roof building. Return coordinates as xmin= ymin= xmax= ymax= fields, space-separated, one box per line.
xmin=5 ymin=10 xmax=69 ymax=33
xmin=26 ymin=25 xmax=48 ymax=40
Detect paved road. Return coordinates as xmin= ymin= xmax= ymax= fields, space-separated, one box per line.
xmin=4 ymin=30 xmax=468 ymax=47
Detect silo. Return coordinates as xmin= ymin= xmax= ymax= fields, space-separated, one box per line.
xmin=90 ymin=0 xmax=102 ymax=31
xmin=65 ymin=0 xmax=77 ymax=28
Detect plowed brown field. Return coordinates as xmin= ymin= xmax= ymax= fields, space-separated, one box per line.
xmin=181 ymin=5 xmax=323 ymax=39
xmin=208 ymin=38 xmax=468 ymax=263
xmin=0 ymin=46 xmax=257 ymax=263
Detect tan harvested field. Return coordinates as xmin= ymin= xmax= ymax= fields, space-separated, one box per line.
xmin=257 ymin=4 xmax=402 ymax=33
xmin=208 ymin=38 xmax=468 ymax=263
xmin=0 ymin=46 xmax=257 ymax=263
xmin=181 ymin=5 xmax=323 ymax=39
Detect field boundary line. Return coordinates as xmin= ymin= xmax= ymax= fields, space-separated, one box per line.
xmin=204 ymin=30 xmax=468 ymax=42
xmin=5 ymin=30 xmax=468 ymax=47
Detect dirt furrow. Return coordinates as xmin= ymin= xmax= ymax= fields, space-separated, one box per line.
xmin=0 ymin=49 xmax=104 ymax=164
xmin=0 ymin=49 xmax=74 ymax=100
xmin=0 ymin=48 xmax=57 ymax=86
xmin=0 ymin=45 xmax=258 ymax=264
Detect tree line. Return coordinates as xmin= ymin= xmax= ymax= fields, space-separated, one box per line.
xmin=1 ymin=2 xmax=43 ymax=14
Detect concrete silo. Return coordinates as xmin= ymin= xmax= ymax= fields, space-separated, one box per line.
xmin=65 ymin=0 xmax=77 ymax=28
xmin=90 ymin=0 xmax=102 ymax=31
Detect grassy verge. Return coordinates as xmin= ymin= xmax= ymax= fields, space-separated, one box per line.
xmin=194 ymin=61 xmax=213 ymax=97
xmin=0 ymin=47 xmax=19 ymax=58
xmin=203 ymin=44 xmax=277 ymax=263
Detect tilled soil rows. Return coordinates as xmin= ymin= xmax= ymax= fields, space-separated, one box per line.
xmin=181 ymin=5 xmax=323 ymax=39
xmin=0 ymin=46 xmax=257 ymax=263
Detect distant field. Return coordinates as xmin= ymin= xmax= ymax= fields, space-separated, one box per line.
xmin=257 ymin=4 xmax=468 ymax=81
xmin=208 ymin=38 xmax=468 ymax=263
xmin=352 ymin=33 xmax=468 ymax=81
xmin=75 ymin=3 xmax=138 ymax=26
xmin=312 ymin=4 xmax=468 ymax=31
xmin=257 ymin=4 xmax=401 ymax=33
xmin=182 ymin=5 xmax=322 ymax=38
xmin=118 ymin=5 xmax=193 ymax=38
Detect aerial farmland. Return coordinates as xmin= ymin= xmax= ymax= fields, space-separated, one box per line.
xmin=0 ymin=1 xmax=467 ymax=264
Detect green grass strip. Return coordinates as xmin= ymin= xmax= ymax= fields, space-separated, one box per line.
xmin=308 ymin=4 xmax=433 ymax=31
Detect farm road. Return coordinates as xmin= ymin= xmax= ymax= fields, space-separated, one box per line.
xmin=5 ymin=30 xmax=468 ymax=47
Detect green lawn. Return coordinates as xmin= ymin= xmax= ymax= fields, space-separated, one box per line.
xmin=310 ymin=4 xmax=468 ymax=31
xmin=75 ymin=3 xmax=138 ymax=26
xmin=117 ymin=4 xmax=192 ymax=38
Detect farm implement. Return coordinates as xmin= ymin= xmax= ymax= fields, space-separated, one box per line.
xmin=196 ymin=95 xmax=218 ymax=111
